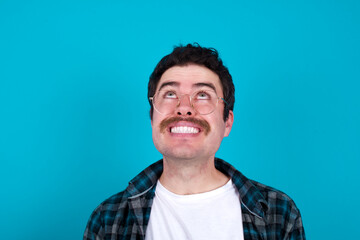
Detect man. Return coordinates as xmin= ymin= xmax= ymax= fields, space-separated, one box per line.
xmin=84 ymin=44 xmax=306 ymax=240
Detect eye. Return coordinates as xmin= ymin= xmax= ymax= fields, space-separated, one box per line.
xmin=195 ymin=91 xmax=211 ymax=100
xmin=163 ymin=91 xmax=177 ymax=99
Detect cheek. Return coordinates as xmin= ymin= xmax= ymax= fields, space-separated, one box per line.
xmin=151 ymin=113 xmax=162 ymax=128
xmin=207 ymin=117 xmax=226 ymax=137
xmin=151 ymin=125 xmax=162 ymax=150
xmin=151 ymin=121 xmax=160 ymax=138
xmin=151 ymin=115 xmax=165 ymax=138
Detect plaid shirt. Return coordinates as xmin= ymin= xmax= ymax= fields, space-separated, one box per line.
xmin=84 ymin=158 xmax=305 ymax=240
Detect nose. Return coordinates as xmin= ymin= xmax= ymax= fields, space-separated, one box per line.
xmin=176 ymin=94 xmax=194 ymax=116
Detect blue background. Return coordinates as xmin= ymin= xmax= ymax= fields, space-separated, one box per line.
xmin=1 ymin=0 xmax=359 ymax=239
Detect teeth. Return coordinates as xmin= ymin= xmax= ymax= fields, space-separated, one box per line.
xmin=171 ymin=126 xmax=199 ymax=134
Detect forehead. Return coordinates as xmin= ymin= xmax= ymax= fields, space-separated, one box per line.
xmin=157 ymin=64 xmax=223 ymax=93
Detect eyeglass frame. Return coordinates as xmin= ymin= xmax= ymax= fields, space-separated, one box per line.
xmin=149 ymin=90 xmax=228 ymax=116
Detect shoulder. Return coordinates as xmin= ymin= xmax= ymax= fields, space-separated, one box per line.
xmin=251 ymin=179 xmax=301 ymax=216
xmin=88 ymin=190 xmax=129 ymax=224
xmin=83 ymin=190 xmax=128 ymax=239
xmin=250 ymin=180 xmax=306 ymax=239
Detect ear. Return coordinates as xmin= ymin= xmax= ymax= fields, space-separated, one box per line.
xmin=224 ymin=110 xmax=234 ymax=137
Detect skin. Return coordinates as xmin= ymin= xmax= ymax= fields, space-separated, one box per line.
xmin=151 ymin=64 xmax=234 ymax=195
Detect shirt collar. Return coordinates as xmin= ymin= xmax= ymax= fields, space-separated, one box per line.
xmin=215 ymin=158 xmax=268 ymax=219
xmin=126 ymin=160 xmax=163 ymax=198
xmin=125 ymin=158 xmax=268 ymax=218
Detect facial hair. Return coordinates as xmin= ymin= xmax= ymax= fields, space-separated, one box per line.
xmin=159 ymin=116 xmax=211 ymax=135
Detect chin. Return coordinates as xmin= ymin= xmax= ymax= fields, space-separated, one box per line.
xmin=161 ymin=148 xmax=201 ymax=161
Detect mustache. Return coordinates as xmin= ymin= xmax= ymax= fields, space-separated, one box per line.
xmin=160 ymin=116 xmax=211 ymax=135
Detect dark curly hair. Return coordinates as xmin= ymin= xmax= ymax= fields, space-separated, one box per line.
xmin=148 ymin=43 xmax=235 ymax=121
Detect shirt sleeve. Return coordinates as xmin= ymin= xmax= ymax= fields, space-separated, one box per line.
xmin=288 ymin=213 xmax=306 ymax=240
xmin=83 ymin=205 xmax=105 ymax=240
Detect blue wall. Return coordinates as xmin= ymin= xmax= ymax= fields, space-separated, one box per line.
xmin=1 ymin=0 xmax=359 ymax=239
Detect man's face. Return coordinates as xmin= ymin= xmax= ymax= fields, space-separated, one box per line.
xmin=151 ymin=64 xmax=234 ymax=161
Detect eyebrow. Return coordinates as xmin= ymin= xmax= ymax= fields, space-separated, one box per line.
xmin=158 ymin=81 xmax=217 ymax=93
xmin=193 ymin=82 xmax=217 ymax=93
xmin=158 ymin=81 xmax=179 ymax=92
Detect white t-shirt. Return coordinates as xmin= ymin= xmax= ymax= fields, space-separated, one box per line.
xmin=145 ymin=179 xmax=244 ymax=240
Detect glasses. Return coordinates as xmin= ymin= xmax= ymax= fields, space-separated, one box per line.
xmin=149 ymin=89 xmax=227 ymax=115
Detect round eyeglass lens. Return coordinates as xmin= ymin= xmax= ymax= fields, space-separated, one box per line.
xmin=152 ymin=90 xmax=219 ymax=115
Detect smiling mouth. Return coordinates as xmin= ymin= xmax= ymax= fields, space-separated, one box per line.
xmin=160 ymin=116 xmax=211 ymax=135
xmin=170 ymin=126 xmax=200 ymax=134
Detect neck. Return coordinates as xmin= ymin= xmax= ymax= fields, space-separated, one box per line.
xmin=159 ymin=156 xmax=229 ymax=195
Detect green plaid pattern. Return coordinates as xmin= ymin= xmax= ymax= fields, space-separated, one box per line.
xmin=84 ymin=158 xmax=305 ymax=240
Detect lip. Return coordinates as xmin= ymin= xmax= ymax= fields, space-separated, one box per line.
xmin=167 ymin=121 xmax=202 ymax=135
xmin=160 ymin=116 xmax=211 ymax=135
